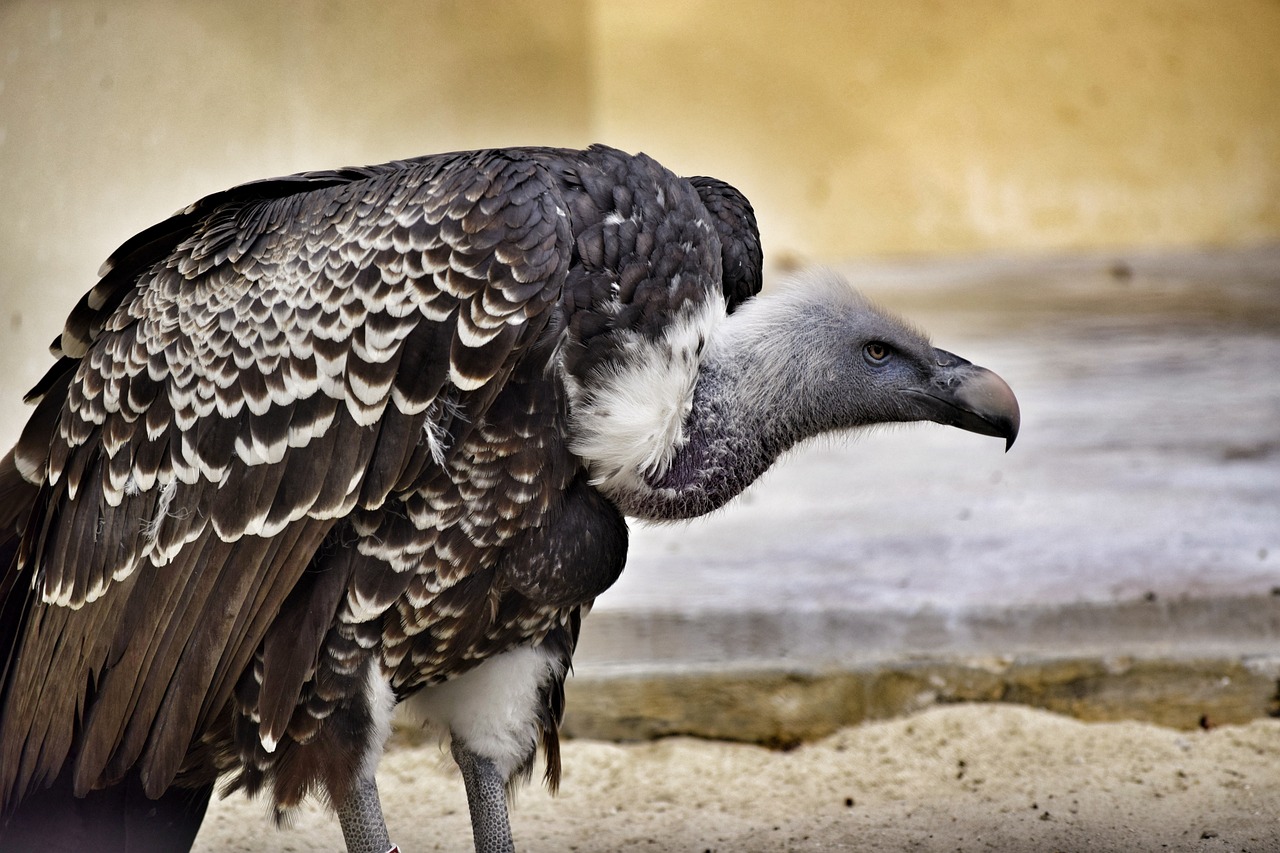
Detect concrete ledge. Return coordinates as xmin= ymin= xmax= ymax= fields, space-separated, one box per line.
xmin=574 ymin=595 xmax=1280 ymax=672
xmin=549 ymin=594 xmax=1280 ymax=744
xmin=555 ymin=655 xmax=1280 ymax=747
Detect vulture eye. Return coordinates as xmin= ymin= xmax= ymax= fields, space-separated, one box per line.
xmin=864 ymin=342 xmax=891 ymax=363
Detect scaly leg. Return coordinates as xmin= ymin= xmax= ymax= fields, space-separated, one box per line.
xmin=452 ymin=740 xmax=516 ymax=853
xmin=337 ymin=775 xmax=399 ymax=853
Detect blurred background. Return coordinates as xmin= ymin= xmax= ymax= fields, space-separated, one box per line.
xmin=1 ymin=1 xmax=1278 ymax=734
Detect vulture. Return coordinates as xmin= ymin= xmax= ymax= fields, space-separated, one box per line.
xmin=0 ymin=144 xmax=1019 ymax=853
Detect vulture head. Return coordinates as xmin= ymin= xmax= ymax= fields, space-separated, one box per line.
xmin=590 ymin=269 xmax=1020 ymax=521
xmin=735 ymin=270 xmax=1018 ymax=448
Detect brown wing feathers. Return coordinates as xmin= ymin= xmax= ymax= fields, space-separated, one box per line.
xmin=1 ymin=149 xmax=571 ymax=809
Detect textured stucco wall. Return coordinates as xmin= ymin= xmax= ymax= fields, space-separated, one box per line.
xmin=591 ymin=0 xmax=1280 ymax=261
xmin=2 ymin=0 xmax=1279 ymax=445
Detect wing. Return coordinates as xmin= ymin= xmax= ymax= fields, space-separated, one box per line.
xmin=687 ymin=175 xmax=763 ymax=313
xmin=0 ymin=148 xmax=571 ymax=806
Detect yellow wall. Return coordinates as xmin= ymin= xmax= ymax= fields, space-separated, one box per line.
xmin=591 ymin=0 xmax=1280 ymax=260
xmin=2 ymin=0 xmax=1279 ymax=442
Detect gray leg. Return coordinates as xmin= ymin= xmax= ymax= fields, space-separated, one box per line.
xmin=337 ymin=775 xmax=399 ymax=853
xmin=451 ymin=740 xmax=516 ymax=853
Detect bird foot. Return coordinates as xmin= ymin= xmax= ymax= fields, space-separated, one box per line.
xmin=452 ymin=740 xmax=517 ymax=853
xmin=337 ymin=775 xmax=396 ymax=853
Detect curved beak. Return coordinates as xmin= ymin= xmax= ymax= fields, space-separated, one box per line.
xmin=902 ymin=349 xmax=1021 ymax=451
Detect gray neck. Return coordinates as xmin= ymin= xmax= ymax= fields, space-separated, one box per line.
xmin=579 ymin=273 xmax=895 ymax=522
xmin=626 ymin=364 xmax=790 ymax=520
xmin=613 ymin=305 xmax=839 ymax=521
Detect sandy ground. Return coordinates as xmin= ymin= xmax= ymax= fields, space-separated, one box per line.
xmin=195 ymin=704 xmax=1280 ymax=852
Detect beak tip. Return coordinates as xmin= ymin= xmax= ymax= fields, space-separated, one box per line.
xmin=1002 ymin=413 xmax=1020 ymax=452
xmin=909 ymin=354 xmax=1021 ymax=451
xmin=959 ymin=367 xmax=1020 ymax=453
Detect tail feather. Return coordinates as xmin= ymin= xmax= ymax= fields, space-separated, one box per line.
xmin=2 ymin=448 xmax=213 ymax=853
xmin=1 ymin=448 xmax=44 ymax=814
xmin=0 ymin=765 xmax=213 ymax=853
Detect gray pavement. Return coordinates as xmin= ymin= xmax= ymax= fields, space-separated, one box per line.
xmin=576 ymin=247 xmax=1280 ymax=681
